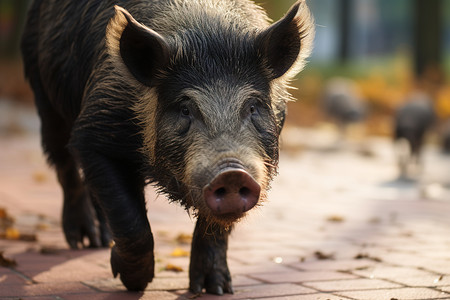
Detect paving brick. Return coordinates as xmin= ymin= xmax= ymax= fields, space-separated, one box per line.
xmin=82 ymin=278 xmax=125 ymax=293
xmin=436 ymin=286 xmax=450 ymax=294
xmin=304 ymin=278 xmax=402 ymax=292
xmin=228 ymin=248 xmax=305 ymax=265
xmin=63 ymin=291 xmax=179 ymax=300
xmin=290 ymin=258 xmax=377 ymax=272
xmin=30 ymin=255 xmax=111 ymax=284
xmin=0 ymin=281 xmax=94 ymax=297
xmin=12 ymin=251 xmax=71 ymax=273
xmin=83 ymin=276 xmax=189 ymax=292
xmin=387 ymin=274 xmax=450 ymax=287
xmin=232 ymin=275 xmax=263 ymax=287
xmin=263 ymin=294 xmax=353 ymax=300
xmin=415 ymin=261 xmax=450 ymax=275
xmin=351 ymin=265 xmax=437 ymax=281
xmin=3 ymin=297 xmax=61 ymax=300
xmin=249 ymin=270 xmax=357 ymax=284
xmin=176 ymin=283 xmax=316 ymax=300
xmin=228 ymin=260 xmax=295 ymax=275
xmin=145 ymin=276 xmax=190 ymax=291
xmin=338 ymin=287 xmax=450 ymax=300
xmin=0 ymin=268 xmax=32 ymax=285
xmin=33 ymin=264 xmax=111 ymax=284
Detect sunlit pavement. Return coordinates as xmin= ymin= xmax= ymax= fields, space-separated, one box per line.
xmin=2 ymin=108 xmax=450 ymax=299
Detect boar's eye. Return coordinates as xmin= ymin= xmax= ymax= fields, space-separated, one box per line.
xmin=247 ymin=99 xmax=262 ymax=117
xmin=177 ymin=106 xmax=191 ymax=135
xmin=181 ymin=106 xmax=190 ymax=116
xmin=179 ymin=96 xmax=192 ymax=116
xmin=242 ymin=98 xmax=262 ymax=121
xmin=177 ymin=99 xmax=192 ymax=135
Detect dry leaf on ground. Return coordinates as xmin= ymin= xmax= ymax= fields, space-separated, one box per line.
xmin=0 ymin=252 xmax=17 ymax=268
xmin=164 ymin=263 xmax=183 ymax=272
xmin=170 ymin=247 xmax=190 ymax=257
xmin=175 ymin=233 xmax=192 ymax=244
xmin=314 ymin=251 xmax=335 ymax=260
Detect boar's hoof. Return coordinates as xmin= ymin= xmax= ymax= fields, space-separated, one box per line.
xmin=110 ymin=246 xmax=154 ymax=291
xmin=203 ymin=169 xmax=260 ymax=217
xmin=189 ymin=270 xmax=233 ymax=295
xmin=62 ymin=199 xmax=101 ymax=249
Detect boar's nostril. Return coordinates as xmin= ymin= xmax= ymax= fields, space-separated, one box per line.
xmin=214 ymin=187 xmax=227 ymax=199
xmin=203 ymin=169 xmax=260 ymax=217
xmin=239 ymin=187 xmax=251 ymax=198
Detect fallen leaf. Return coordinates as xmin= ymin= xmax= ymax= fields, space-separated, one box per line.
xmin=5 ymin=228 xmax=20 ymax=240
xmin=326 ymin=215 xmax=345 ymax=223
xmin=171 ymin=247 xmax=189 ymax=257
xmin=175 ymin=233 xmax=192 ymax=244
xmin=19 ymin=233 xmax=37 ymax=242
xmin=0 ymin=208 xmax=6 ymax=219
xmin=0 ymin=208 xmax=14 ymax=230
xmin=434 ymin=275 xmax=444 ymax=283
xmin=164 ymin=263 xmax=183 ymax=272
xmin=32 ymin=171 xmax=48 ymax=183
xmin=157 ymin=230 xmax=169 ymax=237
xmin=354 ymin=253 xmax=382 ymax=262
xmin=0 ymin=252 xmax=17 ymax=268
xmin=40 ymin=246 xmax=62 ymax=255
xmin=314 ymin=251 xmax=335 ymax=260
xmin=36 ymin=223 xmax=49 ymax=230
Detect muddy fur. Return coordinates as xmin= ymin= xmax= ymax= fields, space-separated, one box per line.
xmin=22 ymin=0 xmax=314 ymax=294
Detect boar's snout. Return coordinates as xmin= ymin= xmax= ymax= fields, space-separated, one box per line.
xmin=203 ymin=168 xmax=260 ymax=217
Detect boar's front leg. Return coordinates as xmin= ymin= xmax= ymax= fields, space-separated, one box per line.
xmin=79 ymin=153 xmax=154 ymax=291
xmin=189 ymin=217 xmax=233 ymax=295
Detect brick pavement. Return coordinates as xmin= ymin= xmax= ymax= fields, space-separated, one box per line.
xmin=1 ymin=121 xmax=450 ymax=300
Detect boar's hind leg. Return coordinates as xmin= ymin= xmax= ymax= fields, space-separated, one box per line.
xmin=189 ymin=217 xmax=233 ymax=295
xmin=36 ymin=100 xmax=101 ymax=249
xmin=91 ymin=193 xmax=113 ymax=247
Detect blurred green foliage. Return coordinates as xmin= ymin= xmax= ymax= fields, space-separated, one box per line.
xmin=0 ymin=0 xmax=29 ymax=58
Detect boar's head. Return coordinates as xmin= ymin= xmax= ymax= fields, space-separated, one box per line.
xmin=106 ymin=1 xmax=314 ymax=226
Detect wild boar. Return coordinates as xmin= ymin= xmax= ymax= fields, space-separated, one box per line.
xmin=441 ymin=119 xmax=450 ymax=154
xmin=323 ymin=77 xmax=366 ymax=130
xmin=21 ymin=0 xmax=314 ymax=294
xmin=394 ymin=92 xmax=435 ymax=177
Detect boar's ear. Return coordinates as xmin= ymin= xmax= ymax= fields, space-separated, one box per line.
xmin=106 ymin=6 xmax=169 ymax=86
xmin=256 ymin=0 xmax=314 ymax=79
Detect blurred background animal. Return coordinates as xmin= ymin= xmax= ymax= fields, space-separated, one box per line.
xmin=394 ymin=91 xmax=435 ymax=178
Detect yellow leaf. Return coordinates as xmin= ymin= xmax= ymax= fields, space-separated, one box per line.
xmin=5 ymin=228 xmax=20 ymax=240
xmin=326 ymin=215 xmax=345 ymax=223
xmin=0 ymin=208 xmax=7 ymax=219
xmin=32 ymin=171 xmax=48 ymax=183
xmin=175 ymin=233 xmax=192 ymax=244
xmin=0 ymin=252 xmax=17 ymax=267
xmin=170 ymin=247 xmax=189 ymax=257
xmin=164 ymin=263 xmax=183 ymax=272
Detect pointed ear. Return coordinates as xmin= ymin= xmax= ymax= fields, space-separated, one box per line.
xmin=256 ymin=0 xmax=314 ymax=80
xmin=106 ymin=6 xmax=169 ymax=86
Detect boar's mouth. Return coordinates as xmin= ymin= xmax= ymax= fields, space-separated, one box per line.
xmin=202 ymin=159 xmax=261 ymax=221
